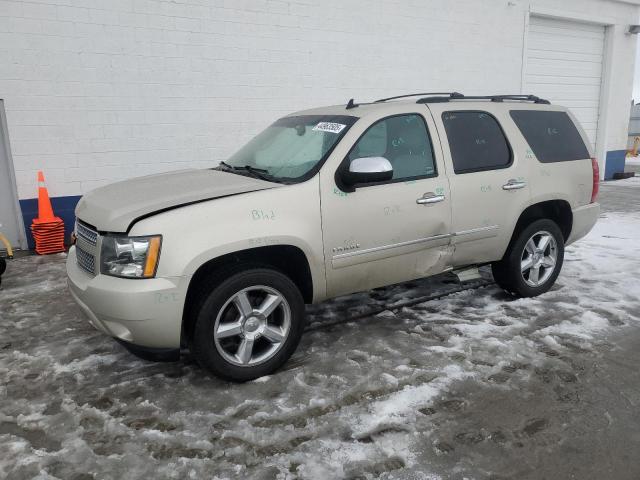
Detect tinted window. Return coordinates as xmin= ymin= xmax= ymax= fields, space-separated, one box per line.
xmin=442 ymin=111 xmax=512 ymax=174
xmin=349 ymin=114 xmax=436 ymax=180
xmin=510 ymin=110 xmax=590 ymax=163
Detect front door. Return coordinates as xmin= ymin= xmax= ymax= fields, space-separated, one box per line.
xmin=320 ymin=110 xmax=453 ymax=298
xmin=0 ymin=100 xmax=26 ymax=251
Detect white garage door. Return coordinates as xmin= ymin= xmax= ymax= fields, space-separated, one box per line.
xmin=524 ymin=16 xmax=605 ymax=147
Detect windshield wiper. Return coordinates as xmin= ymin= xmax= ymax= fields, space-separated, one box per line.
xmin=218 ymin=161 xmax=235 ymax=170
xmin=216 ymin=162 xmax=275 ymax=182
xmin=238 ymin=165 xmax=272 ymax=181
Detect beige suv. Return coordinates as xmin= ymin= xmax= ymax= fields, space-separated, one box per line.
xmin=67 ymin=93 xmax=600 ymax=381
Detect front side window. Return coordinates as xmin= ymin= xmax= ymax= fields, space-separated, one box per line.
xmin=223 ymin=115 xmax=357 ymax=183
xmin=348 ymin=114 xmax=436 ymax=181
xmin=509 ymin=110 xmax=590 ymax=163
xmin=442 ymin=111 xmax=512 ymax=174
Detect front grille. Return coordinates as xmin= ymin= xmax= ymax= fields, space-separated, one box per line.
xmin=75 ymin=219 xmax=99 ymax=275
xmin=76 ymin=220 xmax=98 ymax=246
xmin=76 ymin=245 xmax=96 ymax=274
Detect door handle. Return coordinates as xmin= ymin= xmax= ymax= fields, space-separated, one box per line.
xmin=417 ymin=193 xmax=445 ymax=205
xmin=502 ymin=179 xmax=527 ymax=191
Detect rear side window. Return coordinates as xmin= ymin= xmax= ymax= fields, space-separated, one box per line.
xmin=442 ymin=111 xmax=512 ymax=174
xmin=510 ymin=110 xmax=590 ymax=163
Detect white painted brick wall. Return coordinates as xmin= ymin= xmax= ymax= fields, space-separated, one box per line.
xmin=0 ymin=0 xmax=638 ymax=199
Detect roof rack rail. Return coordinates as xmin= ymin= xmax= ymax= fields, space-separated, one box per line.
xmin=416 ymin=93 xmax=550 ymax=104
xmin=374 ymin=92 xmax=463 ymax=103
xmin=346 ymin=93 xmax=550 ymax=110
xmin=346 ymin=92 xmax=464 ymax=109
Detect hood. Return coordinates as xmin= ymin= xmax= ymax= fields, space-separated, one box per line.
xmin=75 ymin=169 xmax=278 ymax=232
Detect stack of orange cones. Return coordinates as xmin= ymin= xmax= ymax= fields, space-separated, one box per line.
xmin=30 ymin=171 xmax=65 ymax=255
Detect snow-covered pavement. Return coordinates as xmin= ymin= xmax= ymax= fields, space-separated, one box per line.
xmin=1 ymin=181 xmax=640 ymax=479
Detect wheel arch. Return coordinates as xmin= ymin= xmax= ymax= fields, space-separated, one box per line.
xmin=181 ymin=244 xmax=314 ymax=347
xmin=506 ymin=199 xmax=573 ymax=255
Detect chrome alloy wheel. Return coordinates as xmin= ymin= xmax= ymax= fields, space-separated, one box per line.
xmin=213 ymin=286 xmax=291 ymax=367
xmin=520 ymin=230 xmax=558 ymax=287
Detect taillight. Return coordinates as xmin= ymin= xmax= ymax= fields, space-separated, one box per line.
xmin=591 ymin=158 xmax=599 ymax=203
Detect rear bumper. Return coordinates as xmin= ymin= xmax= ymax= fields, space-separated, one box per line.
xmin=567 ymin=202 xmax=600 ymax=246
xmin=66 ymin=246 xmax=187 ymax=349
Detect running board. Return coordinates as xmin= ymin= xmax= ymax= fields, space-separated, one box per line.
xmin=453 ymin=266 xmax=482 ymax=283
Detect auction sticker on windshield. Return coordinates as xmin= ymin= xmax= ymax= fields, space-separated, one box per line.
xmin=313 ymin=122 xmax=347 ymax=134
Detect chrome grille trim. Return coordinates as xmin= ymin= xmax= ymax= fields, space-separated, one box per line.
xmin=76 ymin=244 xmax=96 ymax=275
xmin=76 ymin=220 xmax=98 ymax=246
xmin=75 ymin=219 xmax=98 ymax=275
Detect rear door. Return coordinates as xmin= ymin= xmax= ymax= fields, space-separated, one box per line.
xmin=426 ymin=103 xmax=532 ymax=266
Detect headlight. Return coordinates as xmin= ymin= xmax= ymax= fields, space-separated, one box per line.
xmin=100 ymin=235 xmax=162 ymax=278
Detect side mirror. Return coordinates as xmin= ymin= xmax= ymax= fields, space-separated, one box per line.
xmin=341 ymin=156 xmax=393 ymax=188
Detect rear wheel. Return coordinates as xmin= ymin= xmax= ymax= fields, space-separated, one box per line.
xmin=191 ymin=267 xmax=305 ymax=382
xmin=492 ymin=219 xmax=565 ymax=298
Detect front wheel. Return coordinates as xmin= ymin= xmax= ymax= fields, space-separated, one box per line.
xmin=191 ymin=268 xmax=305 ymax=382
xmin=492 ymin=219 xmax=565 ymax=298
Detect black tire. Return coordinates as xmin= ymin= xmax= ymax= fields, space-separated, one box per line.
xmin=0 ymin=257 xmax=6 ymax=276
xmin=492 ymin=219 xmax=565 ymax=298
xmin=190 ymin=267 xmax=305 ymax=382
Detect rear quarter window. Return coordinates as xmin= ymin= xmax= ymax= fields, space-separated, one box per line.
xmin=442 ymin=111 xmax=512 ymax=174
xmin=509 ymin=110 xmax=590 ymax=163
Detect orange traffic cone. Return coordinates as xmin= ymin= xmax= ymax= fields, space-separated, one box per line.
xmin=30 ymin=171 xmax=65 ymax=255
xmin=35 ymin=171 xmax=56 ymax=222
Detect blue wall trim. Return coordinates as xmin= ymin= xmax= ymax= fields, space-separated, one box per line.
xmin=604 ymin=149 xmax=627 ymax=180
xmin=19 ymin=195 xmax=81 ymax=250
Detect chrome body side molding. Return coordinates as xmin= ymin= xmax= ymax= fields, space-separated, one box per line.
xmin=330 ymin=225 xmax=499 ymax=268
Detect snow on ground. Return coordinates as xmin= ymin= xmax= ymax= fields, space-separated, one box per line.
xmin=1 ymin=199 xmax=640 ymax=479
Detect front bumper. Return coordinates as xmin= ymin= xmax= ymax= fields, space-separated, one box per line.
xmin=567 ymin=202 xmax=600 ymax=246
xmin=66 ymin=246 xmax=187 ymax=348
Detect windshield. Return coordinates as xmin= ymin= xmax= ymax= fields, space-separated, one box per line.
xmin=222 ymin=115 xmax=358 ymax=182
